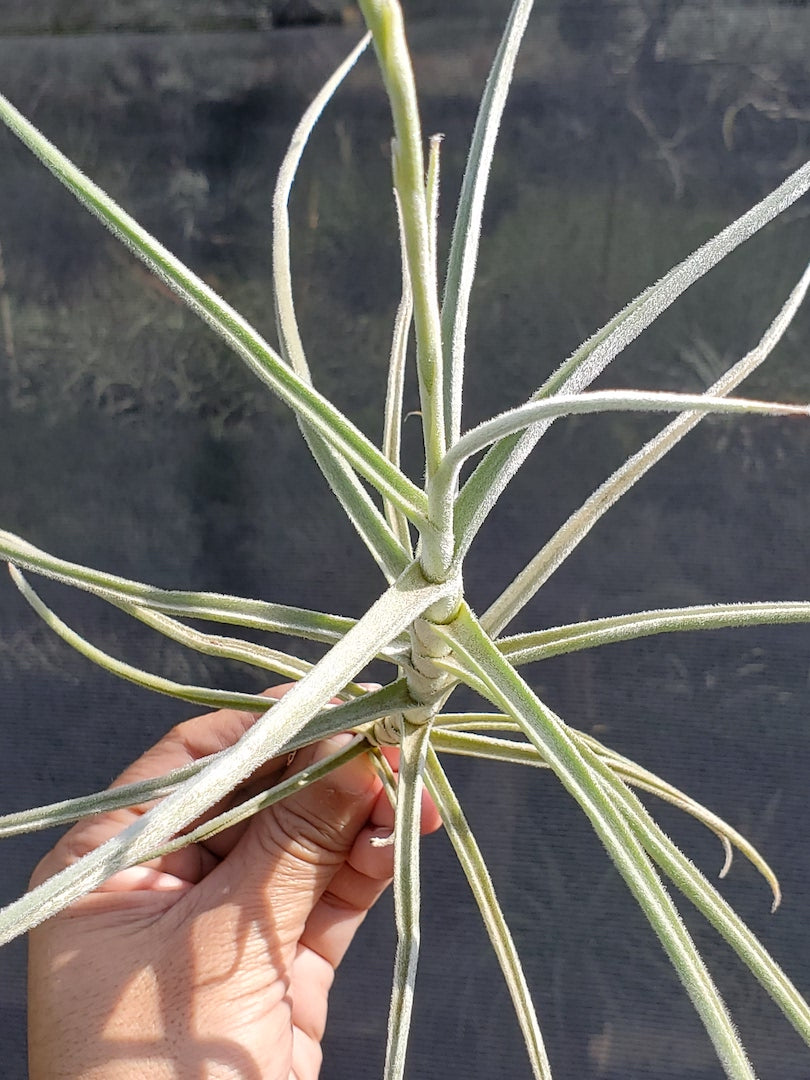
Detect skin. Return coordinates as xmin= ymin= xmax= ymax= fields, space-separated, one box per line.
xmin=28 ymin=686 xmax=441 ymax=1080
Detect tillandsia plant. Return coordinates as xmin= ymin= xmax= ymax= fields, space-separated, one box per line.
xmin=1 ymin=1 xmax=810 ymax=1077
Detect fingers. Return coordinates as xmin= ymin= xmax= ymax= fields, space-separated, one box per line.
xmin=188 ymin=716 xmax=444 ymax=952
xmin=186 ymin=728 xmax=443 ymax=960
xmin=288 ymin=841 xmax=394 ymax=1049
xmin=287 ymin=756 xmax=443 ymax=1046
xmin=210 ymin=732 xmax=384 ymax=938
xmin=30 ymin=687 xmax=293 ymax=889
xmin=294 ymin=770 xmax=442 ymax=971
xmin=31 ymin=686 xmax=443 ymax=928
xmin=371 ymin=750 xmax=444 ymax=835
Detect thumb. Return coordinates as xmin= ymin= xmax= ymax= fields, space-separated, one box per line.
xmin=210 ymin=733 xmax=382 ymax=950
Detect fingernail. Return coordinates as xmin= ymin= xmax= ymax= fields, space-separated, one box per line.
xmin=326 ymin=732 xmax=356 ymax=750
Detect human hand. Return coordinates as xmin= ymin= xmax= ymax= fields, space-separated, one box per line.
xmin=28 ymin=687 xmax=441 ymax=1079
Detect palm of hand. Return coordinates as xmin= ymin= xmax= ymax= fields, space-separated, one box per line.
xmin=28 ymin=693 xmax=440 ymax=1080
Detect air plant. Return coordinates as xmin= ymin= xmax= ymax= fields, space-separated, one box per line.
xmin=1 ymin=1 xmax=810 ymax=1077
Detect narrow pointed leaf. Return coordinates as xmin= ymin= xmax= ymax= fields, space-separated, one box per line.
xmin=432 ymin=729 xmax=779 ymax=909
xmin=576 ymin=732 xmax=781 ymax=911
xmin=579 ymin=741 xmax=810 ymax=1048
xmin=443 ymin=606 xmax=757 ymax=1080
xmin=0 ymin=759 xmax=217 ymax=839
xmin=441 ymin=0 xmax=535 ymax=443
xmin=431 ymin=388 xmax=808 ymax=553
xmin=424 ymin=748 xmax=552 ymax=1080
xmin=271 ymin=32 xmax=408 ymax=580
xmin=384 ymin=718 xmax=432 ymax=1080
xmin=116 ymin=603 xmax=320 ymax=681
xmin=10 ymin=566 xmax=294 ymax=713
xmin=436 ymin=712 xmax=521 ymax=732
xmin=14 ymin=567 xmax=401 ymax=719
xmin=426 ymin=134 xmax=443 ymax=276
xmin=273 ymin=32 xmax=370 ymax=386
xmin=382 ymin=191 xmax=416 ymax=553
xmin=0 ymin=89 xmax=428 ymax=526
xmin=485 ymin=261 xmax=810 ymax=633
xmin=499 ymin=601 xmax=810 ymax=665
xmin=455 ymin=166 xmax=810 ymax=562
xmin=0 ymin=527 xmax=389 ymax=649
